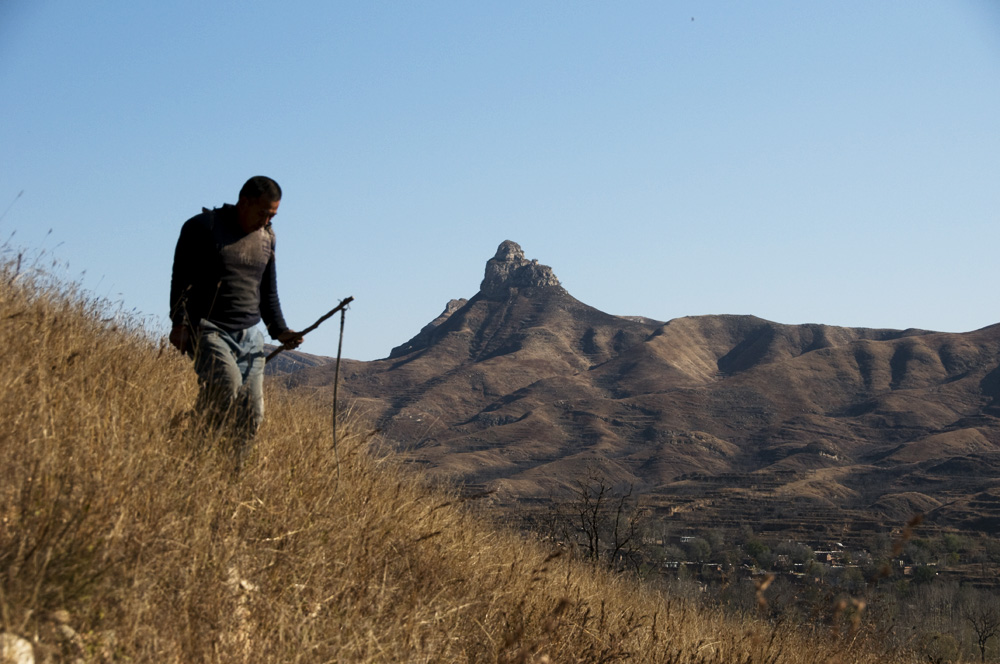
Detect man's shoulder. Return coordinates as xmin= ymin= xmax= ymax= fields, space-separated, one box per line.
xmin=183 ymin=204 xmax=235 ymax=233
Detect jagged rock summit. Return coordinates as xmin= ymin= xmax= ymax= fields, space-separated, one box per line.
xmin=480 ymin=240 xmax=561 ymax=299
xmin=388 ymin=241 xmax=567 ymax=358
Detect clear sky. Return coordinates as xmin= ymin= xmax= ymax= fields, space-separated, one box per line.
xmin=2 ymin=2 xmax=998 ymax=361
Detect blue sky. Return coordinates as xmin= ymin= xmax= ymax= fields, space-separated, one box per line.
xmin=2 ymin=2 xmax=998 ymax=361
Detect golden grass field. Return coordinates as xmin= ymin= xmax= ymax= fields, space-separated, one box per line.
xmin=0 ymin=253 xmax=922 ymax=662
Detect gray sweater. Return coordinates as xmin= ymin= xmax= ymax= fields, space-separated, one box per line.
xmin=170 ymin=204 xmax=289 ymax=338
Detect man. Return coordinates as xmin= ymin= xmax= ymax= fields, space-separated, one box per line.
xmin=169 ymin=175 xmax=301 ymax=463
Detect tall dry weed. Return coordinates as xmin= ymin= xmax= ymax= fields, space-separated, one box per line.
xmin=0 ymin=254 xmax=921 ymax=663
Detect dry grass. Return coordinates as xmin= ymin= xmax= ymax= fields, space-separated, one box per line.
xmin=0 ymin=253 xmax=920 ymax=663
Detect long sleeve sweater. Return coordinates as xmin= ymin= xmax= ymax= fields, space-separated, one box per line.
xmin=170 ymin=204 xmax=289 ymax=338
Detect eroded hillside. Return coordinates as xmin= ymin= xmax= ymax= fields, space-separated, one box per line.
xmin=282 ymin=241 xmax=1000 ymax=546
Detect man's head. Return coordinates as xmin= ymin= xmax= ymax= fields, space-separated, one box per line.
xmin=236 ymin=176 xmax=281 ymax=233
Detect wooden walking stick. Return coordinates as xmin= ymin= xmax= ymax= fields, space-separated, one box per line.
xmin=265 ymin=296 xmax=354 ymax=363
xmin=265 ymin=296 xmax=354 ymax=485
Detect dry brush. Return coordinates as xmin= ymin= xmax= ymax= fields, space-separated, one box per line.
xmin=0 ymin=254 xmax=919 ymax=663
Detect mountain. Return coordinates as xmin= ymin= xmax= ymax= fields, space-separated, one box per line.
xmin=278 ymin=241 xmax=1000 ymax=544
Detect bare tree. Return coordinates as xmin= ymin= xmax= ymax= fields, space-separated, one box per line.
xmin=608 ymin=483 xmax=642 ymax=568
xmin=962 ymin=588 xmax=1000 ymax=663
xmin=560 ymin=472 xmax=643 ymax=571
xmin=573 ymin=474 xmax=605 ymax=563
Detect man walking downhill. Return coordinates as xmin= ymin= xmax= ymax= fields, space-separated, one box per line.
xmin=169 ymin=175 xmax=301 ymax=466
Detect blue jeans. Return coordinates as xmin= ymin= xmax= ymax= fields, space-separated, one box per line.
xmin=193 ymin=320 xmax=266 ymax=460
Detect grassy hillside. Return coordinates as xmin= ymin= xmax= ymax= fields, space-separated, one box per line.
xmin=0 ymin=254 xmax=918 ymax=663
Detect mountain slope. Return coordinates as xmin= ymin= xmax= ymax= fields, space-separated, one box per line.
xmin=283 ymin=241 xmax=1000 ymax=542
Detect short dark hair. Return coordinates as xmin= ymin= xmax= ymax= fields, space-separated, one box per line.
xmin=239 ymin=176 xmax=282 ymax=202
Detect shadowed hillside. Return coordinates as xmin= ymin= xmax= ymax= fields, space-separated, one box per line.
xmin=0 ymin=251 xmax=930 ymax=662
xmin=284 ymin=241 xmax=1000 ymax=546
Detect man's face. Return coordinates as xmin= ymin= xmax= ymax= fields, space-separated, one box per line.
xmin=237 ymin=196 xmax=280 ymax=233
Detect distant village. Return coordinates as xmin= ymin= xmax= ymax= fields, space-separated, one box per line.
xmin=637 ymin=527 xmax=999 ymax=593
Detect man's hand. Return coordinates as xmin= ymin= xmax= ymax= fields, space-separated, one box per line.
xmin=277 ymin=329 xmax=303 ymax=350
xmin=169 ymin=325 xmax=193 ymax=355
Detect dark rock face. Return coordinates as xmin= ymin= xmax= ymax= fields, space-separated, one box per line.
xmin=389 ymin=298 xmax=469 ymax=359
xmin=480 ymin=240 xmax=560 ymax=299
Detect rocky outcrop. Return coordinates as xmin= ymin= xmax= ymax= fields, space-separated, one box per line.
xmin=389 ymin=298 xmax=470 ymax=359
xmin=388 ymin=240 xmax=561 ymax=359
xmin=480 ymin=240 xmax=560 ymax=299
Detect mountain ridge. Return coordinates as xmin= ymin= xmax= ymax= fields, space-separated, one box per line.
xmin=276 ymin=240 xmax=1000 ymax=543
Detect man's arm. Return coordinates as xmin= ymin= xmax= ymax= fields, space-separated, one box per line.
xmin=259 ymin=245 xmax=302 ymax=349
xmin=169 ymin=216 xmax=209 ymax=354
xmin=258 ymin=231 xmax=296 ymax=343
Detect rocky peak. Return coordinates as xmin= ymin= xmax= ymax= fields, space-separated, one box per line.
xmin=480 ymin=240 xmax=560 ymax=299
